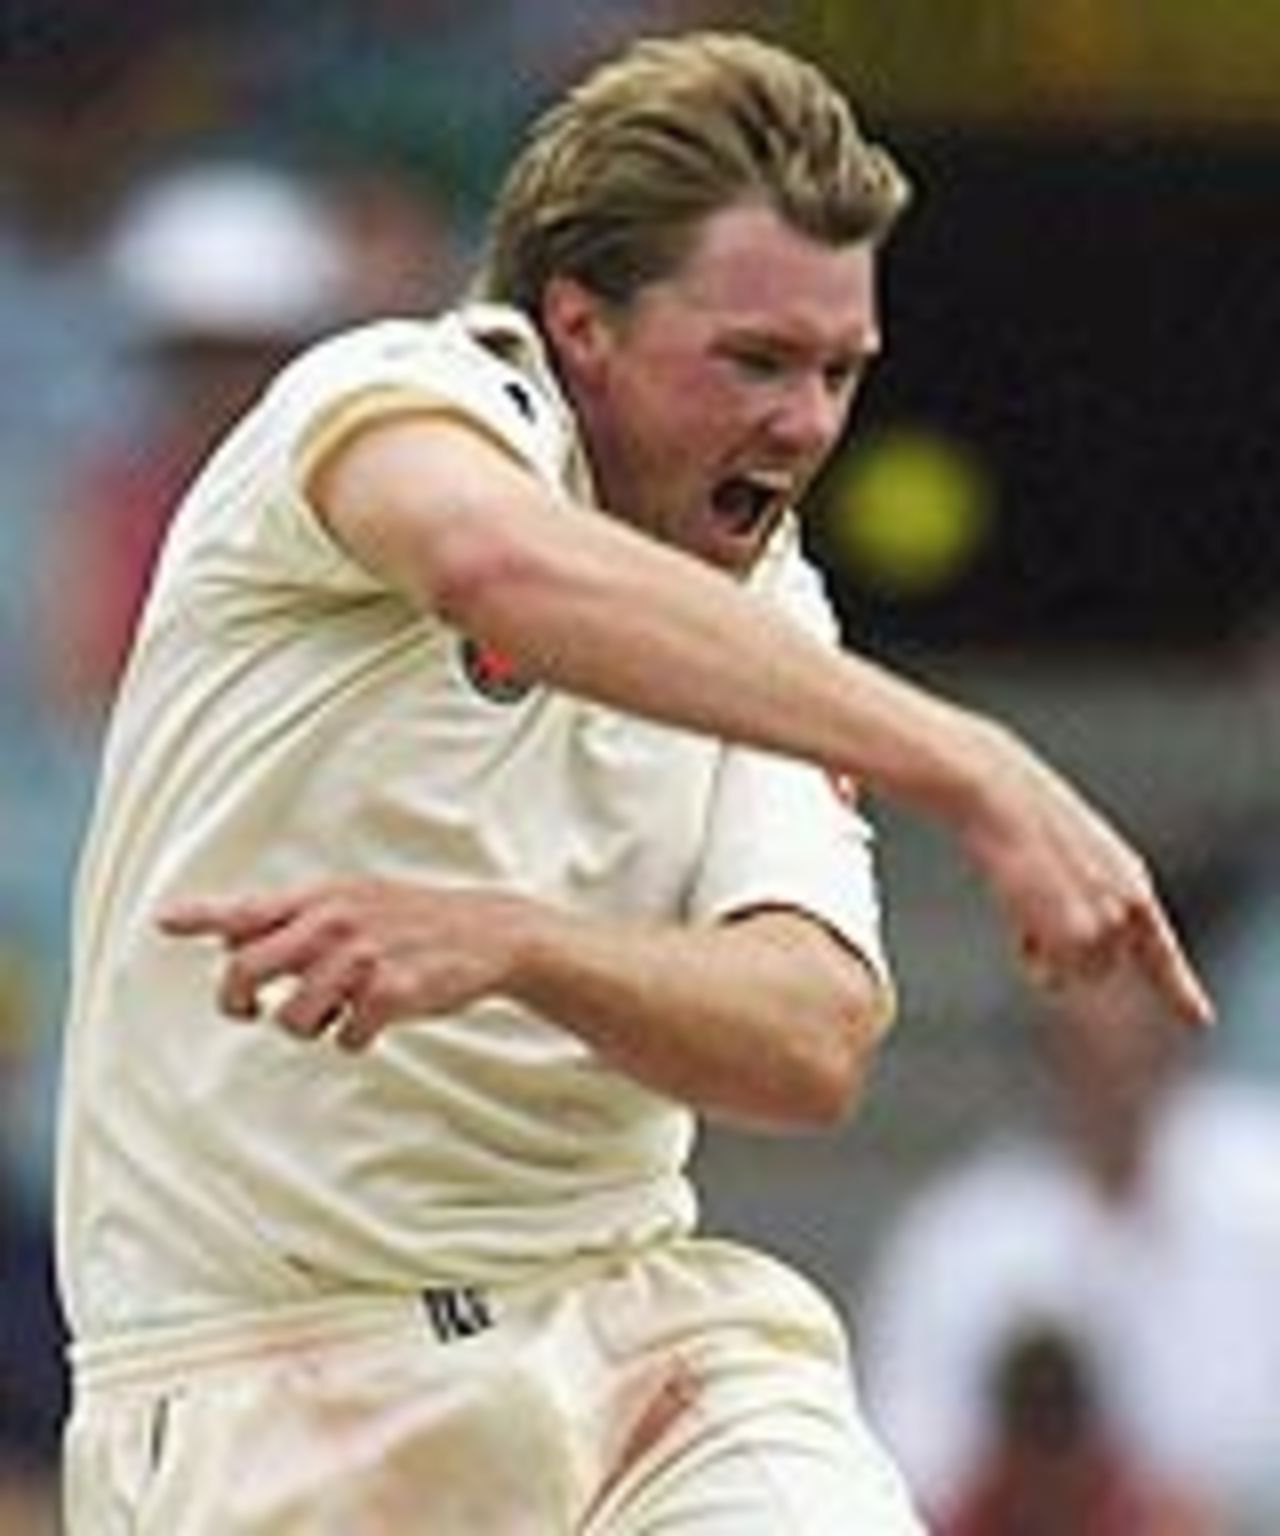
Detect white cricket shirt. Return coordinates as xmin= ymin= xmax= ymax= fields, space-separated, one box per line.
xmin=57 ymin=304 xmax=892 ymax=1338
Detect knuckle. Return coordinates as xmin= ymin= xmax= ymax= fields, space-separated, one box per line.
xmin=348 ymin=998 xmax=389 ymax=1045
xmin=371 ymin=962 xmax=422 ymax=1019
xmin=1095 ymin=898 xmax=1130 ymax=941
xmin=225 ymin=954 xmax=259 ymax=993
xmin=1121 ymin=853 xmax=1154 ymax=899
xmin=364 ymin=977 xmax=401 ymax=1019
xmin=1063 ymin=901 xmax=1104 ymax=951
xmin=277 ymin=998 xmax=319 ymax=1034
xmin=346 ymin=941 xmax=379 ymax=975
xmin=313 ymin=905 xmax=357 ymax=949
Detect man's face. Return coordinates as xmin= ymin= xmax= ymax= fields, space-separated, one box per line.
xmin=549 ymin=201 xmax=882 ymax=575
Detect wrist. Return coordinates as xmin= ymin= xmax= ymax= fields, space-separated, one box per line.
xmin=489 ymin=890 xmax=563 ymax=998
xmin=894 ymin=701 xmax=1019 ymax=834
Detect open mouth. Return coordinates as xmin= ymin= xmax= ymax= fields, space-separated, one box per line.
xmin=710 ymin=473 xmax=789 ymax=537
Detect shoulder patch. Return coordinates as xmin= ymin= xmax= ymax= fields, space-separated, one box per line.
xmin=503 ymin=379 xmax=537 ymax=421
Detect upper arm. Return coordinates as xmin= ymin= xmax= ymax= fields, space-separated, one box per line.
xmin=721 ymin=903 xmax=886 ymax=1029
xmin=687 ymin=742 xmax=896 ymax=1033
xmin=264 ymin=313 xmax=574 ymax=619
xmin=304 ymin=410 xmax=564 ymax=620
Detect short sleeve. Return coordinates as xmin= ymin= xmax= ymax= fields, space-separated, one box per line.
xmin=153 ymin=307 xmax=576 ymax=616
xmin=283 ymin=308 xmax=571 ymax=497
xmin=685 ymin=745 xmax=895 ymax=1029
xmin=684 ymin=537 xmax=895 ymax=1023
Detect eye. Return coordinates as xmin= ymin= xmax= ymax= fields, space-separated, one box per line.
xmin=727 ymin=346 xmax=787 ymax=381
xmin=823 ymin=357 xmax=864 ymax=395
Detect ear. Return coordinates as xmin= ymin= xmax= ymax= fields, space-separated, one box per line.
xmin=540 ymin=276 xmax=613 ymax=381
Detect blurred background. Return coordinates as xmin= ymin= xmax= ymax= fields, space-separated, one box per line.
xmin=1 ymin=1 xmax=1277 ymax=1531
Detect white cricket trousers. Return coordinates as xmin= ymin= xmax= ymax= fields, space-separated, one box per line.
xmin=64 ymin=1238 xmax=925 ymax=1534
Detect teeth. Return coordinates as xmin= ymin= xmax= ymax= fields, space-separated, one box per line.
xmin=743 ymin=471 xmax=790 ymax=497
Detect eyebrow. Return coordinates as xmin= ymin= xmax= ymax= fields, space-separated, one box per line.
xmin=719 ymin=324 xmax=882 ymax=364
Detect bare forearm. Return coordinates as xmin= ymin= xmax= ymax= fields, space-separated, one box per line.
xmin=440 ymin=484 xmax=991 ymax=826
xmin=452 ymin=520 xmax=1210 ymax=1024
xmin=318 ymin=416 xmax=990 ymax=825
xmin=318 ymin=418 xmax=1213 ymax=1024
xmin=161 ymin=882 xmax=887 ymax=1130
xmin=504 ymin=903 xmax=887 ymax=1130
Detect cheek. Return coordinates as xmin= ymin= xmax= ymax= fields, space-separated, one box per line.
xmin=645 ymin=367 xmax=741 ymax=456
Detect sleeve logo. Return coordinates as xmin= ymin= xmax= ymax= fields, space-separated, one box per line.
xmin=459 ymin=636 xmax=534 ymax=703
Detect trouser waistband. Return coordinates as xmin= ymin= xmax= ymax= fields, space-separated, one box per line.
xmin=71 ymin=1283 xmax=510 ymax=1399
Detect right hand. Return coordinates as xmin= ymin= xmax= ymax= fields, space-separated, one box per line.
xmin=954 ymin=723 xmax=1213 ymax=1029
xmin=157 ymin=879 xmax=532 ymax=1051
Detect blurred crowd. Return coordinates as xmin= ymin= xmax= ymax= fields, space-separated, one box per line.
xmin=859 ymin=968 xmax=1280 ymax=1535
xmin=2 ymin=3 xmax=1278 ymax=1534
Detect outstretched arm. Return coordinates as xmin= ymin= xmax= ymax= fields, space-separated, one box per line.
xmin=160 ymin=883 xmax=888 ymax=1131
xmin=303 ymin=413 xmax=1211 ymax=1027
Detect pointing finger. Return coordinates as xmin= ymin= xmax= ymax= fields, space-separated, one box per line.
xmin=1133 ymin=904 xmax=1215 ymax=1030
xmin=157 ymin=892 xmax=303 ymax=946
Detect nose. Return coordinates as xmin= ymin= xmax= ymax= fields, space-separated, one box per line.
xmin=765 ymin=373 xmax=846 ymax=458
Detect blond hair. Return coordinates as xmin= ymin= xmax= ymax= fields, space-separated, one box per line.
xmin=478 ymin=31 xmax=911 ymax=314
